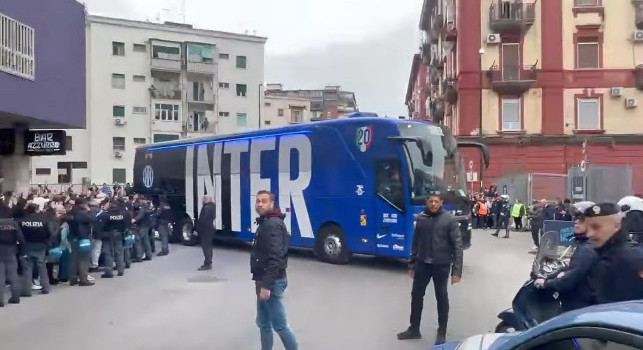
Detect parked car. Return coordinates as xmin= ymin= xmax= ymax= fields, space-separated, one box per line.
xmin=434 ymin=301 xmax=643 ymax=350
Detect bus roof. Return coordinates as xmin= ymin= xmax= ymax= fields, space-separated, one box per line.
xmin=138 ymin=114 xmax=439 ymax=151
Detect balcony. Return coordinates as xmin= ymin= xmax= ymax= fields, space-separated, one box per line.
xmin=421 ymin=42 xmax=431 ymax=65
xmin=151 ymin=42 xmax=182 ymax=72
xmin=186 ymin=43 xmax=215 ymax=75
xmin=486 ymin=62 xmax=538 ymax=95
xmin=444 ymin=22 xmax=457 ymax=42
xmin=635 ymin=65 xmax=643 ymax=90
xmin=431 ymin=99 xmax=445 ymax=123
xmin=488 ymin=1 xmax=536 ymax=35
xmin=149 ymin=85 xmax=182 ymax=100
xmin=442 ymin=79 xmax=458 ymax=104
xmin=635 ymin=0 xmax=643 ymax=30
xmin=431 ymin=56 xmax=445 ymax=70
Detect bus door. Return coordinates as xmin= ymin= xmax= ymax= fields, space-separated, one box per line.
xmin=374 ymin=159 xmax=408 ymax=256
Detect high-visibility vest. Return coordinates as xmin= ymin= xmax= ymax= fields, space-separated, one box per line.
xmin=511 ymin=203 xmax=524 ymax=217
xmin=477 ymin=201 xmax=488 ymax=215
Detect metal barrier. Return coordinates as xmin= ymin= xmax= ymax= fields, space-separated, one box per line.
xmin=495 ymin=172 xmax=568 ymax=204
xmin=567 ymin=164 xmax=633 ymax=203
xmin=29 ymin=184 xmax=87 ymax=195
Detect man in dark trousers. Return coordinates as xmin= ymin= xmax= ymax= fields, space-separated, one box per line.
xmin=251 ymin=190 xmax=298 ymax=350
xmin=66 ymin=198 xmax=95 ymax=286
xmin=196 ymin=195 xmax=216 ymax=271
xmin=19 ymin=203 xmax=54 ymax=296
xmin=99 ymin=199 xmax=129 ymax=278
xmin=0 ymin=204 xmax=24 ymax=306
xmin=398 ymin=192 xmax=463 ymax=345
xmin=132 ymin=196 xmax=153 ymax=261
xmin=156 ymin=197 xmax=172 ymax=256
xmin=584 ymin=203 xmax=643 ymax=303
xmin=492 ymin=195 xmax=511 ymax=238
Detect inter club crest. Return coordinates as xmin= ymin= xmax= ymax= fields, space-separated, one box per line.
xmin=355 ymin=126 xmax=373 ymax=152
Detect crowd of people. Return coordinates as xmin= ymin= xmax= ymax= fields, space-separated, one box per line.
xmin=0 ymin=185 xmax=173 ymax=307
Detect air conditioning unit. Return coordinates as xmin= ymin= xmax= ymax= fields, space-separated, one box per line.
xmin=610 ymin=87 xmax=624 ymax=97
xmin=486 ymin=33 xmax=501 ymax=44
xmin=625 ymin=98 xmax=638 ymax=109
xmin=114 ymin=150 xmax=123 ymax=158
xmin=114 ymin=118 xmax=126 ymax=125
xmin=634 ymin=30 xmax=643 ymax=42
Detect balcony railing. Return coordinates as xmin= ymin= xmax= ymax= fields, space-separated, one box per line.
xmin=151 ymin=56 xmax=181 ymax=72
xmin=486 ymin=61 xmax=538 ymax=95
xmin=421 ymin=42 xmax=431 ymax=65
xmin=431 ymin=99 xmax=445 ymax=122
xmin=635 ymin=65 xmax=643 ymax=90
xmin=433 ymin=13 xmax=444 ymax=30
xmin=187 ymin=61 xmax=215 ymax=74
xmin=635 ymin=0 xmax=643 ymax=30
xmin=431 ymin=57 xmax=445 ymax=70
xmin=149 ymin=86 xmax=182 ymax=100
xmin=489 ymin=1 xmax=536 ymax=34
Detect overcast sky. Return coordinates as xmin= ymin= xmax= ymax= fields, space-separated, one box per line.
xmin=82 ymin=0 xmax=422 ymax=116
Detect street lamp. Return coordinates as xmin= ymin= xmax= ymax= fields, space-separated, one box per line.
xmin=478 ymin=47 xmax=485 ymax=192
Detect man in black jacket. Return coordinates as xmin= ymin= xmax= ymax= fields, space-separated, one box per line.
xmin=132 ymin=196 xmax=153 ymax=262
xmin=492 ymin=196 xmax=512 ymax=238
xmin=398 ymin=192 xmax=463 ymax=345
xmin=66 ymin=198 xmax=95 ymax=286
xmin=0 ymin=205 xmax=24 ymax=306
xmin=534 ymin=203 xmax=598 ymax=311
xmin=19 ymin=204 xmax=55 ymax=296
xmin=584 ymin=203 xmax=643 ymax=303
xmin=196 ymin=195 xmax=216 ymax=271
xmin=156 ymin=197 xmax=172 ymax=256
xmin=251 ymin=190 xmax=298 ymax=350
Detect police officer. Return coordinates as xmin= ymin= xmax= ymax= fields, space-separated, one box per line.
xmin=19 ymin=203 xmax=55 ymax=296
xmin=492 ymin=195 xmax=511 ymax=238
xmin=66 ymin=198 xmax=95 ymax=287
xmin=618 ymin=196 xmax=643 ymax=245
xmin=0 ymin=204 xmax=24 ymax=306
xmin=132 ymin=196 xmax=153 ymax=262
xmin=534 ymin=201 xmax=598 ymax=311
xmin=100 ymin=199 xmax=129 ymax=278
xmin=584 ymin=202 xmax=643 ymax=303
xmin=156 ymin=197 xmax=172 ymax=256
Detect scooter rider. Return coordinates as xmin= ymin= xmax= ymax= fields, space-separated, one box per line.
xmin=534 ymin=201 xmax=599 ymax=312
xmin=584 ymin=203 xmax=643 ymax=303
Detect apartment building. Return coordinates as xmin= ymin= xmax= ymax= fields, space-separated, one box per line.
xmin=263 ymin=84 xmax=358 ymax=121
xmin=416 ymin=0 xmax=643 ymax=192
xmin=405 ymin=53 xmax=428 ymax=120
xmin=263 ymin=94 xmax=312 ymax=127
xmin=31 ymin=15 xmax=266 ymax=185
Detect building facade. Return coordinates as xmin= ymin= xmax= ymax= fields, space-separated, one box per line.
xmin=405 ymin=53 xmax=428 ymax=119
xmin=263 ymin=84 xmax=358 ymax=120
xmin=31 ymin=15 xmax=266 ymax=185
xmin=418 ymin=0 xmax=643 ymax=193
xmin=0 ymin=0 xmax=86 ymax=193
xmin=263 ymin=94 xmax=312 ymax=127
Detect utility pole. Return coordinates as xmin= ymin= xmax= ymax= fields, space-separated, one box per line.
xmin=478 ymin=47 xmax=485 ymax=192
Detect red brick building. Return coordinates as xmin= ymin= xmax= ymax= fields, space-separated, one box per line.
xmin=416 ymin=0 xmax=643 ymax=195
xmin=405 ymin=54 xmax=428 ymax=120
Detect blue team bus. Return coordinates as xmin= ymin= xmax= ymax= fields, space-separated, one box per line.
xmin=133 ymin=113 xmax=488 ymax=264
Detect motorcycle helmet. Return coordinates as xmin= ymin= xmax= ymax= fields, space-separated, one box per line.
xmin=617 ymin=196 xmax=643 ymax=213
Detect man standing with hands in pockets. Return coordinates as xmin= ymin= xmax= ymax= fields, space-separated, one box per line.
xmin=251 ymin=190 xmax=298 ymax=350
xmin=398 ymin=191 xmax=463 ymax=345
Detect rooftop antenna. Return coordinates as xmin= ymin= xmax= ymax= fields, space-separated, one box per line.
xmin=180 ymin=0 xmax=186 ymax=23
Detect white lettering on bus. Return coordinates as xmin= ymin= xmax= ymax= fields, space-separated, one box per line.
xmin=224 ymin=140 xmax=249 ymax=233
xmin=278 ymin=135 xmax=313 ymax=238
xmin=185 ymin=134 xmax=313 ymax=238
xmin=250 ymin=137 xmax=276 ymax=233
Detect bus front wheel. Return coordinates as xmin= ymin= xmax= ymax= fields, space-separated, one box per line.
xmin=179 ymin=218 xmax=198 ymax=246
xmin=316 ymin=224 xmax=350 ymax=264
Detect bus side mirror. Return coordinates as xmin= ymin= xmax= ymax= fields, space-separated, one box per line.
xmin=457 ymin=141 xmax=490 ymax=168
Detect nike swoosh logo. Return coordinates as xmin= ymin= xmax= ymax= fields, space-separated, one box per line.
xmin=376 ymin=234 xmax=387 ymax=239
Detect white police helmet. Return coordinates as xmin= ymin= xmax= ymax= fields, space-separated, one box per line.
xmin=618 ymin=196 xmax=643 ymax=212
xmin=573 ymin=201 xmax=595 ymax=217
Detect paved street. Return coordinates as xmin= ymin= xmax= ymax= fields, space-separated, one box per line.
xmin=0 ymin=229 xmax=534 ymax=350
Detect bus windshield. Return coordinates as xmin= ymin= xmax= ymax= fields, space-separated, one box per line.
xmin=398 ymin=122 xmax=467 ymax=206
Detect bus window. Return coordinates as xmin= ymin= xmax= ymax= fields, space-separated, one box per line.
xmin=375 ymin=160 xmax=405 ymax=210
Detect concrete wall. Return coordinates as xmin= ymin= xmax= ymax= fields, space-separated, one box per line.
xmin=262 ymin=97 xmax=311 ymax=128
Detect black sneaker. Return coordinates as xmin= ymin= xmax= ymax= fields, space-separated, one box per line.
xmin=143 ymin=256 xmax=152 ymax=261
xmin=8 ymin=298 xmax=20 ymax=304
xmin=117 ymin=272 xmax=124 ymax=277
xmin=435 ymin=330 xmax=446 ymax=345
xmin=397 ymin=328 xmax=422 ymax=340
xmin=157 ymin=251 xmax=169 ymax=257
xmin=79 ymin=281 xmax=95 ymax=286
xmin=89 ymin=267 xmax=101 ymax=273
xmin=197 ymin=264 xmax=212 ymax=271
xmin=41 ymin=290 xmax=50 ymax=295
xmin=101 ymin=274 xmax=114 ymax=279
xmin=0 ymin=302 xmax=4 ymax=307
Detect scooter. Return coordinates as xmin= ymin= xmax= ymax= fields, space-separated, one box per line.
xmin=494 ymin=231 xmax=569 ymax=333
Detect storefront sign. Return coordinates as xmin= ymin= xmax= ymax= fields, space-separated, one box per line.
xmin=24 ymin=130 xmax=66 ymax=155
